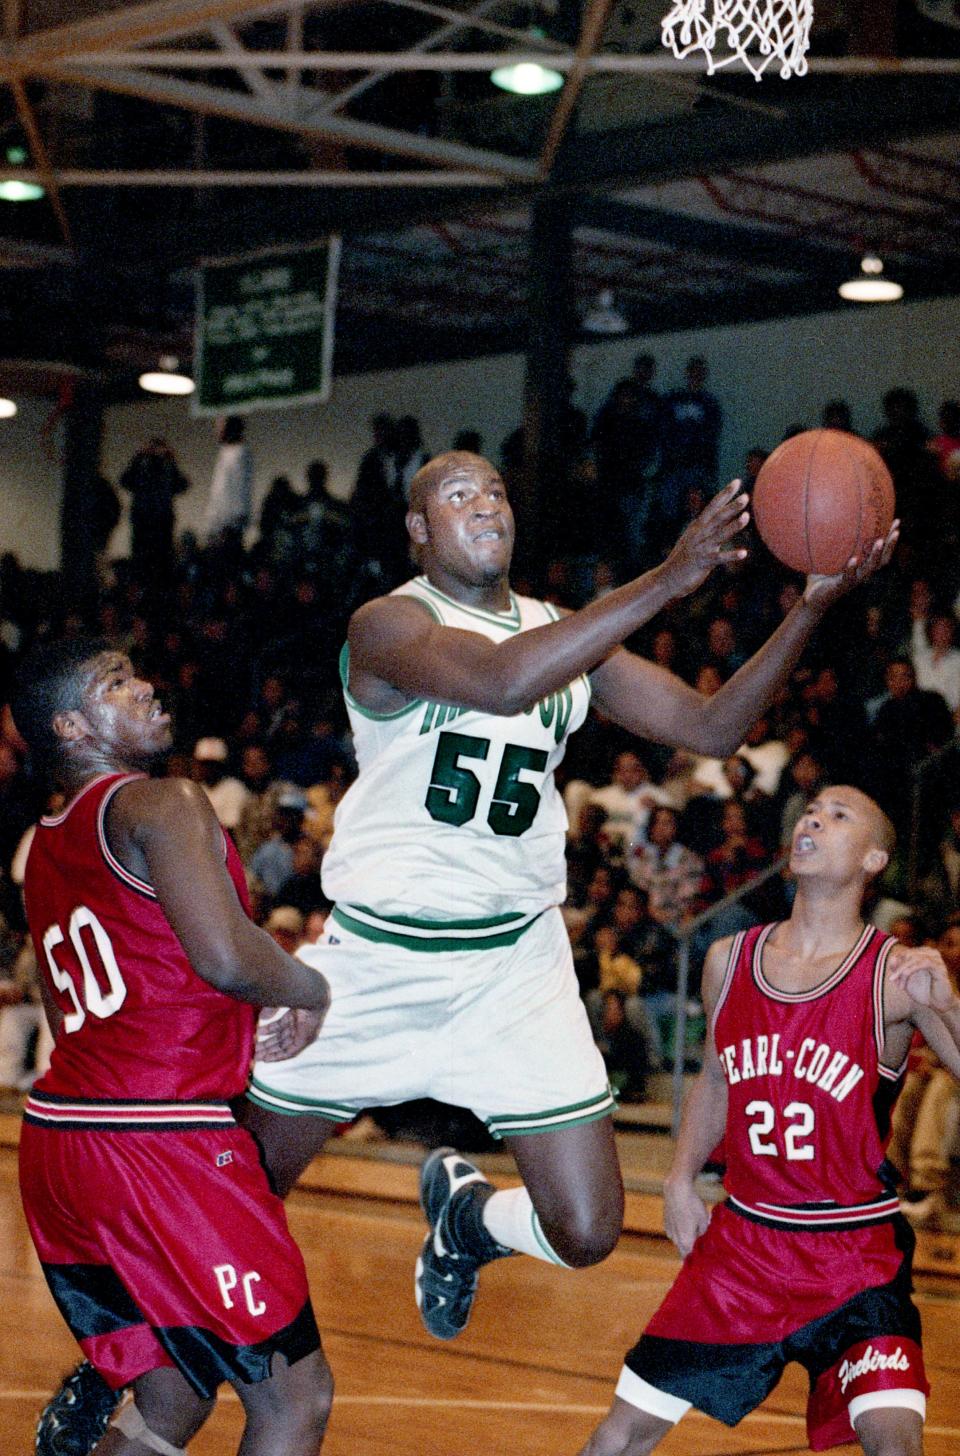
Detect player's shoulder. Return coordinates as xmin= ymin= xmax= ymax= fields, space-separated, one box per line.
xmin=704 ymin=932 xmax=738 ymax=966
xmin=702 ymin=930 xmax=739 ymax=980
xmin=109 ymin=774 xmax=211 ymax=826
xmin=349 ymin=583 xmax=438 ymax=638
xmin=698 ymin=933 xmax=741 ymax=1017
xmin=880 ymin=936 xmax=908 ymax=971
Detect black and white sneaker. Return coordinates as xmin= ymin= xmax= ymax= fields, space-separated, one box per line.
xmin=415 ymin=1146 xmax=494 ymax=1341
xmin=36 ymin=1361 xmax=125 ymax=1456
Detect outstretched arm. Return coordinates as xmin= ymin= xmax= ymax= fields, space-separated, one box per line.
xmin=885 ymin=943 xmax=960 ymax=1079
xmin=348 ymin=482 xmax=750 ymax=717
xmin=662 ymin=937 xmax=731 ymax=1257
xmin=108 ymin=779 xmax=330 ymax=1018
xmin=590 ymin=525 xmax=898 ymax=757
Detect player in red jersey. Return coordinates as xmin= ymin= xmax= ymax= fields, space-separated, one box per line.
xmin=579 ymin=785 xmax=960 ymax=1456
xmin=11 ymin=638 xmax=333 ymax=1456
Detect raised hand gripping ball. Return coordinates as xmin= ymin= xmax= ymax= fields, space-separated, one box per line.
xmin=751 ymin=429 xmax=895 ymax=576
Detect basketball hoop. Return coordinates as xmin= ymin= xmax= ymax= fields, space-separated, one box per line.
xmin=661 ymin=0 xmax=814 ymax=80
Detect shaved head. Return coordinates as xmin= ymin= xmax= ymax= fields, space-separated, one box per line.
xmin=827 ymin=785 xmax=896 ymax=859
xmin=407 ymin=451 xmax=490 ymax=517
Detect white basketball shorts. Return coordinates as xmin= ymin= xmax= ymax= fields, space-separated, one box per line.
xmin=248 ymin=905 xmax=614 ymax=1138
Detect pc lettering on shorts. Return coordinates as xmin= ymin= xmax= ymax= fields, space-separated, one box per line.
xmin=214 ymin=1264 xmax=267 ymax=1317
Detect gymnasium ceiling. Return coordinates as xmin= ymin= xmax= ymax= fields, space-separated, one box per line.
xmin=2 ymin=0 xmax=960 ymax=393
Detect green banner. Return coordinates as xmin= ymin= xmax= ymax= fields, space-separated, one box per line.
xmin=193 ymin=238 xmax=340 ymax=415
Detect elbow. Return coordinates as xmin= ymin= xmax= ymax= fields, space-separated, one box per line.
xmin=496 ymin=687 xmax=533 ymax=717
xmin=678 ymin=703 xmax=740 ymax=760
xmin=193 ymin=929 xmax=254 ymax=995
xmin=702 ymin=726 xmax=743 ymax=760
xmin=479 ymin=669 xmax=530 ymax=718
xmin=196 ymin=953 xmax=248 ymax=997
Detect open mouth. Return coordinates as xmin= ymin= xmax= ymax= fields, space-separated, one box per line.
xmin=473 ymin=528 xmax=502 ymax=542
xmin=794 ymin=833 xmax=816 ymax=854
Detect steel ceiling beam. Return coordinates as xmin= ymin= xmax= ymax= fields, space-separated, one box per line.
xmin=0 ymin=239 xmax=71 ymax=266
xmin=0 ymin=168 xmax=506 ymax=186
xmin=575 ymin=195 xmax=878 ymax=273
xmin=23 ymin=52 xmax=960 ymax=73
xmin=4 ymin=0 xmax=19 ymax=47
xmin=43 ymin=61 xmax=539 ymax=178
xmin=555 ymin=74 xmax=960 ymax=192
xmin=12 ymin=0 xmax=295 ymax=63
xmin=285 ymin=5 xmax=302 ymax=97
xmin=382 ymin=0 xmax=557 ymax=49
xmin=208 ymin=19 xmax=278 ymax=100
xmin=6 ymin=75 xmax=73 ymax=247
xmin=539 ymin=0 xmax=616 ymax=179
xmin=308 ymin=0 xmax=513 ymax=122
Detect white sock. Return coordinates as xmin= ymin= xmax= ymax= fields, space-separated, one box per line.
xmin=481 ymin=1185 xmax=571 ymax=1266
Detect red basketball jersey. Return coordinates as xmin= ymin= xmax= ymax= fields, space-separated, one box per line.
xmin=23 ymin=772 xmax=256 ymax=1103
xmin=713 ymin=922 xmax=904 ymax=1227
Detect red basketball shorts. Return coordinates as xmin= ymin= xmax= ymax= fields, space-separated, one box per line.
xmin=19 ymin=1106 xmax=319 ymax=1398
xmin=620 ymin=1202 xmax=928 ymax=1450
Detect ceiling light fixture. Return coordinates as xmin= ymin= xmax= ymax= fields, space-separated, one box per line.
xmin=838 ymin=254 xmax=904 ymax=304
xmin=0 ymin=178 xmax=45 ymax=202
xmin=0 ymin=145 xmax=44 ymax=201
xmin=491 ymin=59 xmax=564 ymax=94
xmin=138 ymin=355 xmax=195 ymax=397
xmin=582 ymin=288 xmax=628 ymax=335
xmin=0 ymin=398 xmax=17 ymax=419
xmin=491 ymin=28 xmax=563 ymax=95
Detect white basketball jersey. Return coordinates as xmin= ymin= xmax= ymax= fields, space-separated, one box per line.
xmin=321 ymin=575 xmax=591 ymax=939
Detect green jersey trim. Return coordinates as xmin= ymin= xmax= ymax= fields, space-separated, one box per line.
xmin=331 ymin=902 xmax=544 ymax=952
xmin=485 ymin=1086 xmax=616 ymax=1138
xmin=338 ymin=642 xmax=423 ymax=722
xmin=411 ymin=575 xmax=522 ymax=632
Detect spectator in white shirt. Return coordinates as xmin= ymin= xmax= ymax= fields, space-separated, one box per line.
xmin=191 ymin=736 xmax=251 ymax=830
xmin=911 ymin=610 xmax=960 ymax=713
xmin=581 ymin=751 xmax=673 ymax=856
xmin=204 ymin=415 xmax=253 ymax=547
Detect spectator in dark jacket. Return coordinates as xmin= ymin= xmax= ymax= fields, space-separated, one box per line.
xmin=119 ymin=437 xmax=189 ymax=602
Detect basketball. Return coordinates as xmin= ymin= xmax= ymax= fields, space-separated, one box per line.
xmin=751 ymin=429 xmax=895 ymax=576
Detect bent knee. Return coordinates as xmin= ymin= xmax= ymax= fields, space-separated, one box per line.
xmin=242 ymin=1349 xmax=334 ymax=1446
xmin=547 ymin=1198 xmax=623 ymax=1267
xmin=302 ymin=1376 xmax=334 ymax=1442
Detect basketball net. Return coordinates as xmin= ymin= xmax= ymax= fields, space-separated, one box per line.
xmin=661 ymin=0 xmax=814 ymax=80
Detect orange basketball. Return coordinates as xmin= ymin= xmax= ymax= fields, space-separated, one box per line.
xmin=751 ymin=429 xmax=895 ymax=576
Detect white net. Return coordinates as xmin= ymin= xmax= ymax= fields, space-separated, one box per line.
xmin=661 ymin=0 xmax=814 ymax=80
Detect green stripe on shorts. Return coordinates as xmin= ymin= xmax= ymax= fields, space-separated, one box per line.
xmin=485 ymin=1086 xmax=617 ymax=1139
xmin=331 ymin=904 xmax=543 ymax=952
xmin=247 ymin=1078 xmax=358 ymax=1121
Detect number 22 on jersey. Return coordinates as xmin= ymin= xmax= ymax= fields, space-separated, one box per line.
xmin=746 ymin=1099 xmax=816 ymax=1161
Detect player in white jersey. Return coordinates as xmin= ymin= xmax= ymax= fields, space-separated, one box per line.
xmin=243 ymin=450 xmax=897 ymax=1344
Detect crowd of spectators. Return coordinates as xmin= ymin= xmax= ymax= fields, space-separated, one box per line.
xmin=2 ymin=376 xmax=960 ymax=1209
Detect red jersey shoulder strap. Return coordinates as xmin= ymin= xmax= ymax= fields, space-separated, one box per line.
xmin=872 ymin=932 xmax=907 ymax=1081
xmin=95 ymin=774 xmax=157 ymax=901
xmin=711 ymin=923 xmax=768 ymax=1031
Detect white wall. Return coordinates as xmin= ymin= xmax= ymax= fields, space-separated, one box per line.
xmin=0 ymin=398 xmax=65 ymax=571
xmin=4 ymin=291 xmax=960 ymax=570
xmin=97 ymin=350 xmax=528 ymax=558
xmin=573 ymin=292 xmax=960 ymax=486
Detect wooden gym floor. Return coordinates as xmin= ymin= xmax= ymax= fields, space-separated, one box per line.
xmin=2 ymin=1121 xmax=960 ymax=1455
